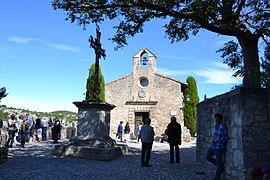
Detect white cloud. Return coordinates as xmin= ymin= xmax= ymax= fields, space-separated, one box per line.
xmin=211 ymin=62 xmax=229 ymax=69
xmin=1 ymin=96 xmax=77 ymax=113
xmin=157 ymin=67 xmax=189 ymax=76
xmin=158 ymin=55 xmax=196 ymax=61
xmin=8 ymin=36 xmax=79 ymax=52
xmin=196 ymin=68 xmax=242 ymax=84
xmin=8 ymin=37 xmax=30 ymax=43
xmin=157 ymin=63 xmax=242 ymax=85
xmin=46 ymin=43 xmax=79 ymax=52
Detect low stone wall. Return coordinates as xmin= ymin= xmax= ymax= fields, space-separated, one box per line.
xmin=47 ymin=126 xmax=76 ymax=140
xmin=197 ymin=88 xmax=270 ymax=180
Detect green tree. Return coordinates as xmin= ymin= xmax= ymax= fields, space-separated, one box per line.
xmin=261 ymin=45 xmax=270 ymax=88
xmin=217 ymin=41 xmax=270 ymax=88
xmin=0 ymin=87 xmax=8 ymax=102
xmin=52 ymin=0 xmax=269 ymax=88
xmin=0 ymin=110 xmax=8 ymax=121
xmin=85 ymin=64 xmax=105 ymax=102
xmin=183 ymin=76 xmax=199 ymax=136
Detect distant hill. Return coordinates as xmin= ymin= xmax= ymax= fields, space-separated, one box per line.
xmin=0 ymin=105 xmax=77 ymax=126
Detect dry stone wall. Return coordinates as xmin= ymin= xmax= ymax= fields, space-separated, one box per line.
xmin=197 ymin=88 xmax=270 ymax=180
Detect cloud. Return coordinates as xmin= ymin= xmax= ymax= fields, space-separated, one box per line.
xmin=211 ymin=62 xmax=229 ymax=69
xmin=157 ymin=62 xmax=242 ymax=85
xmin=158 ymin=55 xmax=196 ymax=61
xmin=8 ymin=36 xmax=79 ymax=52
xmin=196 ymin=68 xmax=242 ymax=84
xmin=157 ymin=67 xmax=189 ymax=76
xmin=1 ymin=96 xmax=77 ymax=112
xmin=8 ymin=37 xmax=30 ymax=43
xmin=46 ymin=43 xmax=79 ymax=52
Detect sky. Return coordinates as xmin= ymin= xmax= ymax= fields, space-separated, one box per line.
xmin=0 ymin=0 xmax=245 ymax=112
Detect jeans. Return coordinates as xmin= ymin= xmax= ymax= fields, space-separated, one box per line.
xmin=205 ymin=148 xmax=224 ymax=178
xmin=42 ymin=127 xmax=47 ymax=141
xmin=26 ymin=129 xmax=33 ymax=142
xmin=169 ymin=143 xmax=180 ymax=163
xmin=141 ymin=142 xmax=153 ymax=166
xmin=17 ymin=130 xmax=22 ymax=142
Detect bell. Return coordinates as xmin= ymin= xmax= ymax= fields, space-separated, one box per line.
xmin=142 ymin=57 xmax=148 ymax=65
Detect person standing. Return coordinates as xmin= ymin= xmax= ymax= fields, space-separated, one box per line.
xmin=52 ymin=117 xmax=61 ymax=143
xmin=35 ymin=118 xmax=42 ymax=142
xmin=140 ymin=118 xmax=155 ymax=167
xmin=20 ymin=118 xmax=29 ymax=148
xmin=166 ymin=116 xmax=182 ymax=164
xmin=205 ymin=113 xmax=228 ymax=180
xmin=117 ymin=121 xmax=123 ymax=142
xmin=124 ymin=121 xmax=130 ymax=143
xmin=0 ymin=119 xmax=3 ymax=135
xmin=137 ymin=122 xmax=143 ymax=142
xmin=41 ymin=118 xmax=48 ymax=141
xmin=26 ymin=113 xmax=34 ymax=142
xmin=5 ymin=114 xmax=17 ymax=148
xmin=16 ymin=115 xmax=24 ymax=143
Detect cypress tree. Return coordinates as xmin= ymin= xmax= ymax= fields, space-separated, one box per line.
xmin=85 ymin=64 xmax=105 ymax=102
xmin=183 ymin=76 xmax=199 ymax=136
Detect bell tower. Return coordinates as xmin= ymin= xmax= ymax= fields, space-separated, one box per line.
xmin=133 ymin=48 xmax=157 ymax=74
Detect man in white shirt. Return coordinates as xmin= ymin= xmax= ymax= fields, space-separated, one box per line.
xmin=26 ymin=113 xmax=34 ymax=142
xmin=41 ymin=118 xmax=48 ymax=141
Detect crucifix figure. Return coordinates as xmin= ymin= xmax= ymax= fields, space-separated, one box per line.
xmin=89 ymin=27 xmax=106 ymax=102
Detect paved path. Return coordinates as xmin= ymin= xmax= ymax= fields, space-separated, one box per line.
xmin=0 ymin=139 xmax=215 ymax=180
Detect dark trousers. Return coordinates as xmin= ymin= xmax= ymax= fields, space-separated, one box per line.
xmin=21 ymin=132 xmax=27 ymax=148
xmin=52 ymin=127 xmax=60 ymax=143
xmin=6 ymin=131 xmax=16 ymax=148
xmin=205 ymin=148 xmax=224 ymax=178
xmin=141 ymin=142 xmax=153 ymax=166
xmin=169 ymin=143 xmax=180 ymax=163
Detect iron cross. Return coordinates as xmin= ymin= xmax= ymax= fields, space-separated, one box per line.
xmin=89 ymin=27 xmax=106 ymax=102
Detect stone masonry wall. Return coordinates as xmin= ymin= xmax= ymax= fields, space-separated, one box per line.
xmin=197 ymin=88 xmax=270 ymax=180
xmin=105 ymin=72 xmax=186 ymax=137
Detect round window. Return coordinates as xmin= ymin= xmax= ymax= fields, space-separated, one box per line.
xmin=140 ymin=77 xmax=149 ymax=87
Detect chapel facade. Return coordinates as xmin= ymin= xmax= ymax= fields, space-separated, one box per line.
xmin=105 ymin=48 xmax=188 ymax=138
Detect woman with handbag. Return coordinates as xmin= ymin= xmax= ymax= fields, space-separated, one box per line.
xmin=5 ymin=114 xmax=18 ymax=148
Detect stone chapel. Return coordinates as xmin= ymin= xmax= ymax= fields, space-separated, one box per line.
xmin=105 ymin=48 xmax=190 ymax=139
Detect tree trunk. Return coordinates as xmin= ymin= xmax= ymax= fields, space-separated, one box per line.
xmin=237 ymin=36 xmax=260 ymax=88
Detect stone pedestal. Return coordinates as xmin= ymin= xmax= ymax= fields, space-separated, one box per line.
xmin=51 ymin=101 xmax=128 ymax=161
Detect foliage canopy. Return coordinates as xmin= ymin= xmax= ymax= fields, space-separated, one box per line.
xmin=0 ymin=87 xmax=8 ymax=102
xmin=52 ymin=0 xmax=270 ymax=88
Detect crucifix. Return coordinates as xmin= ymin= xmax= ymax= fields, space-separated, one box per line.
xmin=89 ymin=27 xmax=106 ymax=102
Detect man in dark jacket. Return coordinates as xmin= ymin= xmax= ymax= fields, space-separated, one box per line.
xmin=166 ymin=116 xmax=181 ymax=164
